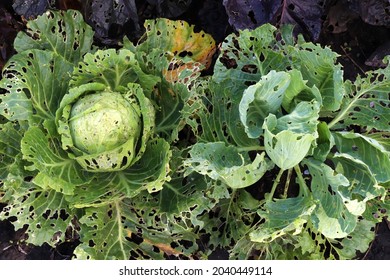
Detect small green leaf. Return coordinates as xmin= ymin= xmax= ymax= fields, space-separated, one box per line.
xmin=281 ymin=69 xmax=322 ymax=113
xmin=185 ymin=142 xmax=273 ymax=189
xmin=313 ymin=122 xmax=334 ymax=162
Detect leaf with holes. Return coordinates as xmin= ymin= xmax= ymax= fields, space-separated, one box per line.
xmin=185 ymin=142 xmax=273 ymax=189
xmin=239 ymin=71 xmax=290 ymax=138
xmin=213 ymin=24 xmax=291 ymax=94
xmin=14 ymin=9 xmax=93 ymax=64
xmin=20 ymin=126 xmax=90 ymax=195
xmin=0 ymin=50 xmax=73 ymax=128
xmin=0 ymin=187 xmax=72 ymax=246
xmin=263 ymin=101 xmax=319 ymax=170
xmin=305 ymin=159 xmax=358 ymax=239
xmin=75 ymin=197 xmax=200 ymax=260
xmin=137 ymin=18 xmax=216 ymax=70
xmin=333 ymin=132 xmax=390 ymax=183
xmin=330 ymin=65 xmax=390 ymax=131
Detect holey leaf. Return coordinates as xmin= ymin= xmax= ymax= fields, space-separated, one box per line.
xmin=213 ymin=24 xmax=292 ymax=94
xmin=67 ymin=138 xmax=171 ymax=208
xmin=250 ymin=195 xmax=316 ymax=244
xmin=290 ymin=39 xmax=344 ymax=114
xmin=75 ymin=197 xmax=199 ymax=260
xmin=21 ymin=126 xmax=89 ymax=195
xmin=0 ymin=50 xmax=73 ymax=127
xmin=332 ymin=153 xmax=385 ymax=211
xmin=0 ymin=187 xmax=72 ymax=246
xmin=263 ymin=101 xmax=319 ymax=170
xmin=333 ymin=132 xmax=390 ymax=183
xmin=329 ymin=59 xmax=390 ymax=131
xmin=70 ymin=49 xmax=160 ymax=94
xmin=136 ymin=18 xmax=216 ymax=70
xmin=239 ymin=70 xmax=290 ymax=138
xmin=0 ymin=122 xmax=26 ymax=179
xmin=14 ymin=9 xmax=93 ymax=64
xmin=304 ymin=159 xmax=358 ymax=239
xmin=185 ymin=142 xmax=273 ymax=189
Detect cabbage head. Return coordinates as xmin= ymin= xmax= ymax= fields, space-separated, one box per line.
xmin=57 ymin=82 xmax=154 ymax=172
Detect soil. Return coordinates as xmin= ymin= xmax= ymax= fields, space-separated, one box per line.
xmin=0 ymin=0 xmax=389 ymax=260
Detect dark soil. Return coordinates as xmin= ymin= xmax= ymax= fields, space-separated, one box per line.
xmin=1 ymin=0 xmax=389 ymax=260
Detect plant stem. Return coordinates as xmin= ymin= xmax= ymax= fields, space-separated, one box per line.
xmin=282 ymin=168 xmax=293 ymax=199
xmin=267 ymin=168 xmax=284 ymax=202
xmin=294 ymin=165 xmax=310 ymax=197
xmin=237 ymin=145 xmax=265 ymax=152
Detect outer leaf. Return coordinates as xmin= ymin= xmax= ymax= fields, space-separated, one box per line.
xmin=0 ymin=122 xmax=26 ymax=179
xmin=331 ymin=219 xmax=376 ymax=260
xmin=68 ymin=138 xmax=171 ymax=208
xmin=213 ymin=24 xmax=291 ymax=94
xmin=201 ymin=189 xmax=260 ymax=251
xmin=333 ymin=132 xmax=390 ymax=183
xmin=14 ymin=9 xmax=93 ymax=64
xmin=138 ymin=18 xmax=216 ymax=69
xmin=70 ymin=49 xmax=160 ymax=94
xmin=21 ymin=126 xmax=89 ymax=195
xmin=0 ymin=187 xmax=72 ymax=246
xmin=250 ymin=195 xmax=316 ymax=243
xmin=0 ymin=50 xmax=73 ymax=126
xmin=329 ymin=60 xmax=390 ymax=130
xmin=158 ymin=148 xmax=217 ymax=220
xmin=75 ymin=197 xmax=199 ymax=260
xmin=239 ymin=70 xmax=290 ymax=138
xmin=333 ymin=153 xmax=385 ymax=201
xmin=305 ymin=159 xmax=357 ymax=239
xmin=185 ymin=142 xmax=273 ymax=189
xmin=290 ymin=40 xmax=344 ymax=113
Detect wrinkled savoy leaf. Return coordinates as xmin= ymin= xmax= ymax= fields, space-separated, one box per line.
xmin=223 ymin=0 xmax=327 ymax=41
xmin=83 ymin=0 xmax=140 ymax=44
xmin=12 ymin=0 xmax=55 ymax=18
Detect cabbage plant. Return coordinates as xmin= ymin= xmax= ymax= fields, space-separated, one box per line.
xmin=184 ymin=24 xmax=390 ymax=259
xmin=0 ymin=10 xmax=216 ymax=259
